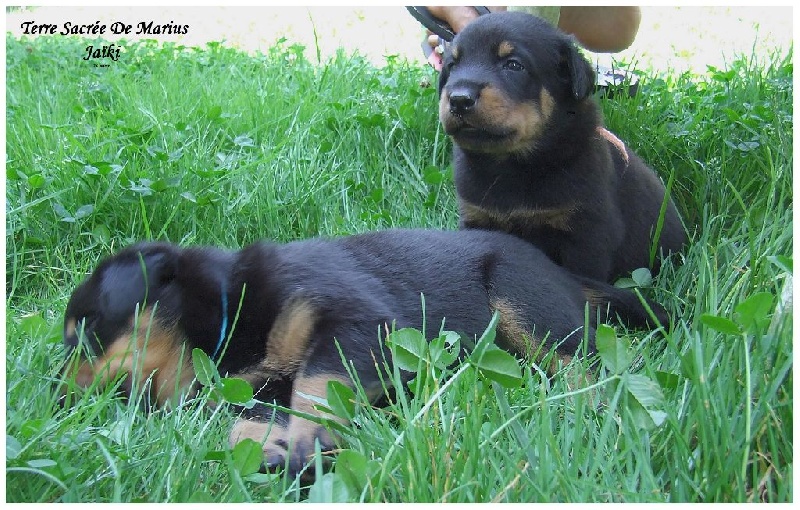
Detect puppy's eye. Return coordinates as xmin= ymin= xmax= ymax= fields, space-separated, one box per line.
xmin=503 ymin=59 xmax=524 ymax=72
xmin=79 ymin=311 xmax=102 ymax=330
xmin=77 ymin=315 xmax=97 ymax=335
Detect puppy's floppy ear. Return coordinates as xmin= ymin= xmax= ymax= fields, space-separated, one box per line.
xmin=558 ymin=38 xmax=595 ymax=100
xmin=138 ymin=249 xmax=178 ymax=291
xmin=100 ymin=245 xmax=178 ymax=317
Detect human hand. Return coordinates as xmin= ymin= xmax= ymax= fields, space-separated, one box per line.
xmin=422 ymin=6 xmax=505 ymax=71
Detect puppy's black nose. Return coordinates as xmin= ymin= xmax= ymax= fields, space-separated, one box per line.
xmin=448 ymin=88 xmax=477 ymax=115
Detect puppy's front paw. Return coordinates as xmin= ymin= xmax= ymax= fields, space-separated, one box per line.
xmin=229 ymin=373 xmax=353 ymax=479
xmin=229 ymin=416 xmax=336 ymax=479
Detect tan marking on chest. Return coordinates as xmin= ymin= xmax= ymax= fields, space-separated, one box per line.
xmin=460 ymin=200 xmax=577 ymax=232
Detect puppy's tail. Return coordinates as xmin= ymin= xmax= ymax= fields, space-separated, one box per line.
xmin=578 ymin=277 xmax=670 ymax=330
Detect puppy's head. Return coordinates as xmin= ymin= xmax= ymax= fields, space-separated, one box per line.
xmin=61 ymin=242 xmax=228 ymax=407
xmin=438 ymin=11 xmax=595 ymax=155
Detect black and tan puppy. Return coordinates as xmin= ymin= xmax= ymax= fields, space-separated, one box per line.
xmin=438 ymin=11 xmax=687 ymax=282
xmin=62 ymin=229 xmax=666 ymax=478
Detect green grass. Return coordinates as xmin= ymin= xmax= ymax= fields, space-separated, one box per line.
xmin=5 ymin=34 xmax=793 ymax=503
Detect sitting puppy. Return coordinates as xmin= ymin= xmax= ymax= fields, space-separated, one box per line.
xmin=438 ymin=11 xmax=687 ymax=282
xmin=62 ymin=229 xmax=667 ymax=478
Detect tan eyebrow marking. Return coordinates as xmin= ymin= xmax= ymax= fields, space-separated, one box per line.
xmin=498 ymin=41 xmax=514 ymax=58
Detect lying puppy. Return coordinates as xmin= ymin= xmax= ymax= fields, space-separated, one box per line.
xmin=438 ymin=11 xmax=687 ymax=282
xmin=62 ymin=228 xmax=667 ymax=478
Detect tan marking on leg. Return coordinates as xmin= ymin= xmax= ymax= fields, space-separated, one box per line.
xmin=581 ymin=286 xmax=609 ymax=308
xmin=491 ymin=297 xmax=587 ymax=378
xmin=279 ymin=374 xmax=351 ymax=462
xmin=229 ymin=373 xmax=352 ymax=472
xmin=229 ymin=418 xmax=278 ymax=445
xmin=286 ymin=373 xmax=351 ymax=426
xmin=229 ymin=418 xmax=290 ymax=463
xmin=582 ymin=286 xmax=613 ymax=323
xmin=261 ymin=299 xmax=317 ymax=376
xmin=490 ymin=297 xmax=543 ymax=358
xmin=228 ymin=370 xmax=276 ymax=395
xmin=497 ymin=40 xmax=515 ymax=58
xmin=65 ymin=306 xmax=194 ymax=407
xmin=451 ymin=45 xmax=459 ymax=61
xmin=460 ymin=199 xmax=577 ymax=232
xmin=582 ymin=285 xmax=620 ymax=324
